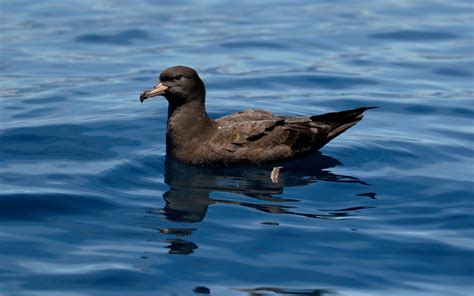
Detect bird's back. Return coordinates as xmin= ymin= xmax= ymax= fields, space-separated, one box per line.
xmin=193 ymin=107 xmax=373 ymax=165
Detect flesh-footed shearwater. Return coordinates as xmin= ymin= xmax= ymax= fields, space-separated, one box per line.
xmin=140 ymin=65 xmax=375 ymax=166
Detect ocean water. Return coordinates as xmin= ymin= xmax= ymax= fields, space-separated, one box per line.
xmin=1 ymin=0 xmax=473 ymax=295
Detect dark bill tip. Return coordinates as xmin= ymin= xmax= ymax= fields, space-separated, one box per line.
xmin=139 ymin=83 xmax=169 ymax=103
xmin=139 ymin=91 xmax=148 ymax=103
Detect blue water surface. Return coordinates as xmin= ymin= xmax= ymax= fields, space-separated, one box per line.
xmin=1 ymin=1 xmax=473 ymax=295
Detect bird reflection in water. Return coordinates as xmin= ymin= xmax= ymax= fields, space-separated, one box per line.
xmin=147 ymin=152 xmax=375 ymax=255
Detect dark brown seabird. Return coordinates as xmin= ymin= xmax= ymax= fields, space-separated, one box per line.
xmin=140 ymin=65 xmax=375 ymax=166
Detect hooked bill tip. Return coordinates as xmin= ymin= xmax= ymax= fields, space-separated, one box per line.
xmin=139 ymin=91 xmax=148 ymax=103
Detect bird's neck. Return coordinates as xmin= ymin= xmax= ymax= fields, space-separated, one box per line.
xmin=166 ymin=99 xmax=215 ymax=155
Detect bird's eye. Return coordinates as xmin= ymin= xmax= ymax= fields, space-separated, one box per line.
xmin=174 ymin=75 xmax=183 ymax=81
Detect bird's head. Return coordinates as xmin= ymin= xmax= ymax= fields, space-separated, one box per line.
xmin=139 ymin=66 xmax=205 ymax=104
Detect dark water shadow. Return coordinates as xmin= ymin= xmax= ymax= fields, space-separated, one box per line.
xmin=239 ymin=287 xmax=336 ymax=296
xmin=210 ymin=73 xmax=376 ymax=90
xmin=433 ymin=68 xmax=473 ymax=77
xmin=21 ymin=95 xmax=67 ymax=105
xmin=75 ymin=29 xmax=149 ymax=45
xmin=0 ymin=124 xmax=139 ymax=161
xmin=0 ymin=193 xmax=114 ymax=221
xmin=369 ymin=30 xmax=456 ymax=41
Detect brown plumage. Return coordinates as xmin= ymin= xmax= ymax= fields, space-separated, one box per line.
xmin=140 ymin=65 xmax=375 ymax=165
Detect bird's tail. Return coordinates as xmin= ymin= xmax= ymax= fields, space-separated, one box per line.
xmin=310 ymin=106 xmax=377 ymax=146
